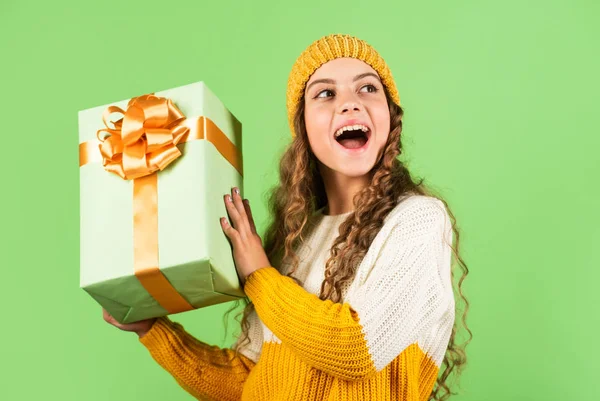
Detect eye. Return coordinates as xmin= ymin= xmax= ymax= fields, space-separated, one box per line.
xmin=315 ymin=89 xmax=335 ymax=99
xmin=360 ymin=84 xmax=378 ymax=93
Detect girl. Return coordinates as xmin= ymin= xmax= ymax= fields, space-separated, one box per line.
xmin=104 ymin=33 xmax=471 ymax=401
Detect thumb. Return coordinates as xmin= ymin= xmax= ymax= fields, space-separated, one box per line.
xmin=102 ymin=309 xmax=123 ymax=328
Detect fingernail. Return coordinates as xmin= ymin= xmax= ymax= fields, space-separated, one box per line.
xmin=233 ymin=187 xmax=240 ymax=195
xmin=226 ymin=195 xmax=232 ymax=202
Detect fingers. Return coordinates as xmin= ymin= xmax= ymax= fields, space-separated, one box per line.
xmin=230 ymin=187 xmax=246 ymax=212
xmin=222 ymin=187 xmax=251 ymax=236
xmin=220 ymin=215 xmax=239 ymax=242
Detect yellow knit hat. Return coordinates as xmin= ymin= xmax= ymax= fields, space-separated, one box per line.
xmin=286 ymin=34 xmax=400 ymax=137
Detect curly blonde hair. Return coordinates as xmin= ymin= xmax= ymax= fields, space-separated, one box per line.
xmin=224 ymin=86 xmax=472 ymax=400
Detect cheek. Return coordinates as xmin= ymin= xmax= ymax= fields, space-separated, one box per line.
xmin=304 ymin=107 xmax=331 ymax=147
xmin=372 ymin=104 xmax=391 ymax=140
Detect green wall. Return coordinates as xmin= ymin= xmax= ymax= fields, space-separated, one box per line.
xmin=1 ymin=0 xmax=598 ymax=400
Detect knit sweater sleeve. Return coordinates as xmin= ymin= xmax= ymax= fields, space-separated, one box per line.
xmin=243 ymin=196 xmax=455 ymax=381
xmin=139 ymin=316 xmax=255 ymax=401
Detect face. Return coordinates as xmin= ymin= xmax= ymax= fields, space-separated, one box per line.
xmin=303 ymin=58 xmax=390 ymax=179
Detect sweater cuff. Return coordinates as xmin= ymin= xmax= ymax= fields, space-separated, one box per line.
xmin=243 ymin=266 xmax=280 ymax=302
xmin=138 ymin=316 xmax=179 ymax=350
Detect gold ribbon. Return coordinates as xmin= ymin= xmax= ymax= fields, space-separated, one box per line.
xmin=79 ymin=94 xmax=243 ymax=314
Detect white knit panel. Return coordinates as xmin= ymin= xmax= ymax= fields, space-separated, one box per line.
xmin=347 ymin=196 xmax=455 ymax=369
xmin=282 ymin=211 xmax=350 ymax=295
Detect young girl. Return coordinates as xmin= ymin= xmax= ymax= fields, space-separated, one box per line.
xmin=104 ymin=33 xmax=470 ymax=401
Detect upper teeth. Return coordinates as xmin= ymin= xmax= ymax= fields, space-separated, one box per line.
xmin=335 ymin=124 xmax=369 ymax=138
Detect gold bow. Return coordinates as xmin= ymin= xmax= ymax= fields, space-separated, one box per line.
xmin=97 ymin=94 xmax=189 ymax=180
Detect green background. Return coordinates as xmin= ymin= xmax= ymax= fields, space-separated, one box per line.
xmin=1 ymin=0 xmax=598 ymax=400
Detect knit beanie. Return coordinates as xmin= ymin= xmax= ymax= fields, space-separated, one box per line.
xmin=286 ymin=34 xmax=400 ymax=138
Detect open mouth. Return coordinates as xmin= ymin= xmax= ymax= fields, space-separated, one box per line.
xmin=334 ymin=125 xmax=370 ymax=150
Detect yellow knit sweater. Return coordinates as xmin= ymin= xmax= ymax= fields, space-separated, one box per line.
xmin=139 ymin=195 xmax=455 ymax=401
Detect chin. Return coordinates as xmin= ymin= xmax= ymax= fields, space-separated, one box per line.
xmin=318 ymin=155 xmax=376 ymax=179
xmin=334 ymin=165 xmax=374 ymax=179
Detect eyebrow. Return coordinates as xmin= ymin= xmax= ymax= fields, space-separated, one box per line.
xmin=305 ymin=72 xmax=381 ymax=93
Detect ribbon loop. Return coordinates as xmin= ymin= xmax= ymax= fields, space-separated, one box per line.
xmin=95 ymin=94 xmax=189 ymax=180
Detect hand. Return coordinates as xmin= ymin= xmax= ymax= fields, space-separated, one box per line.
xmin=221 ymin=187 xmax=271 ymax=286
xmin=102 ymin=308 xmax=156 ymax=338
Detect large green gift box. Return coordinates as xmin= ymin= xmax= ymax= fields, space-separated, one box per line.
xmin=78 ymin=82 xmax=245 ymax=324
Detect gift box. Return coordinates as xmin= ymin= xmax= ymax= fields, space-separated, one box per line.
xmin=79 ymin=81 xmax=245 ymax=324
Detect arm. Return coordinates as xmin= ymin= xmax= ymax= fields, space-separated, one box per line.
xmin=243 ymin=196 xmax=455 ymax=381
xmin=139 ymin=317 xmax=255 ymax=401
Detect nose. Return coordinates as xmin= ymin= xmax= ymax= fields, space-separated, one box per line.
xmin=336 ymin=91 xmax=363 ymax=115
xmin=338 ymin=102 xmax=362 ymax=114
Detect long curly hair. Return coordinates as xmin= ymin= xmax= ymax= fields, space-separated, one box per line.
xmin=224 ymin=86 xmax=472 ymax=400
